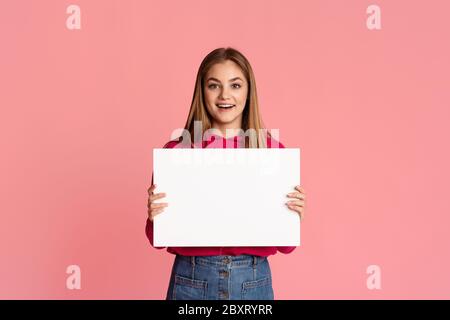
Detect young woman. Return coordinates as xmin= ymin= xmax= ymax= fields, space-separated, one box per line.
xmin=146 ymin=47 xmax=307 ymax=300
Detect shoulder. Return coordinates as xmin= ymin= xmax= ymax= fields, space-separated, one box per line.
xmin=162 ymin=136 xmax=190 ymax=149
xmin=266 ymin=134 xmax=285 ymax=148
xmin=162 ymin=139 xmax=181 ymax=149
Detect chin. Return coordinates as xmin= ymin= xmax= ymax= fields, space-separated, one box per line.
xmin=215 ymin=115 xmax=237 ymax=123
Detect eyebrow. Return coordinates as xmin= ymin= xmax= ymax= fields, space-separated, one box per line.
xmin=206 ymin=77 xmax=244 ymax=83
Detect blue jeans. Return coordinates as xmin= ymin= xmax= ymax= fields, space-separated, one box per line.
xmin=166 ymin=254 xmax=274 ymax=300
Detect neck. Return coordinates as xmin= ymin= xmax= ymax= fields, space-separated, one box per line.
xmin=211 ymin=123 xmax=243 ymax=139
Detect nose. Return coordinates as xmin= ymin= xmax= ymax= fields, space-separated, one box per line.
xmin=219 ymin=86 xmax=231 ymax=100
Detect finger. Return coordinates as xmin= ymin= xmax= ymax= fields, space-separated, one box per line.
xmin=152 ymin=207 xmax=165 ymax=215
xmin=150 ymin=202 xmax=168 ymax=210
xmin=286 ymin=200 xmax=305 ymax=207
xmin=287 ymin=204 xmax=305 ymax=219
xmin=149 ymin=209 xmax=164 ymax=221
xmin=148 ymin=184 xmax=157 ymax=195
xmin=286 ymin=203 xmax=304 ymax=213
xmin=147 ymin=196 xmax=167 ymax=208
xmin=149 ymin=192 xmax=166 ymax=202
xmin=295 ymin=185 xmax=305 ymax=194
xmin=287 ymin=192 xmax=305 ymax=200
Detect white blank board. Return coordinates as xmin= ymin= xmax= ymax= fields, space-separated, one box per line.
xmin=153 ymin=148 xmax=300 ymax=247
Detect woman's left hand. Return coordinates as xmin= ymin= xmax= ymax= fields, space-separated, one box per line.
xmin=286 ymin=185 xmax=306 ymax=220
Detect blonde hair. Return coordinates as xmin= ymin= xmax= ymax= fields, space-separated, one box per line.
xmin=183 ymin=47 xmax=271 ymax=148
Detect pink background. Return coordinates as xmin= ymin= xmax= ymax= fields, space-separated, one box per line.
xmin=1 ymin=0 xmax=449 ymax=299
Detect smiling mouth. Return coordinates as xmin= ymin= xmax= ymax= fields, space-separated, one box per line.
xmin=216 ymin=104 xmax=236 ymax=109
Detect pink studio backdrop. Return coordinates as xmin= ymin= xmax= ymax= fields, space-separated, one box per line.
xmin=1 ymin=0 xmax=449 ymax=299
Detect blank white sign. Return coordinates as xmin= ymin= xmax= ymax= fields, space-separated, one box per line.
xmin=153 ymin=148 xmax=300 ymax=247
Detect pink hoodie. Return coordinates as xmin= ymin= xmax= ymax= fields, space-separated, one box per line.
xmin=145 ymin=133 xmax=297 ymax=257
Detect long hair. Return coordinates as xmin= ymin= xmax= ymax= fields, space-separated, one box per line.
xmin=183 ymin=47 xmax=271 ymax=148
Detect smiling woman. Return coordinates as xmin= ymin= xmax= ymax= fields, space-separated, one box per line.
xmin=183 ymin=47 xmax=269 ymax=147
xmin=146 ymin=47 xmax=307 ymax=300
xmin=203 ymin=61 xmax=248 ymax=131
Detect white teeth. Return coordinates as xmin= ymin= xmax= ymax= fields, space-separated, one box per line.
xmin=217 ymin=104 xmax=235 ymax=108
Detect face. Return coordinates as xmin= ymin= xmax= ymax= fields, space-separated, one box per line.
xmin=203 ymin=60 xmax=248 ymax=134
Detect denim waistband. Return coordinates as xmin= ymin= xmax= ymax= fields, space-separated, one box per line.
xmin=176 ymin=254 xmax=267 ymax=268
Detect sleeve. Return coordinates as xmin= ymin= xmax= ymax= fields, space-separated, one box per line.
xmin=277 ymin=246 xmax=296 ymax=254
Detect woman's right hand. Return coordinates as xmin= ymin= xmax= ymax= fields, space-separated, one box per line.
xmin=147 ymin=184 xmax=168 ymax=221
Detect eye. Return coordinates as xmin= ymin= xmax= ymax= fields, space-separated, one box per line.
xmin=208 ymin=84 xmax=219 ymax=89
xmin=231 ymin=83 xmax=241 ymax=89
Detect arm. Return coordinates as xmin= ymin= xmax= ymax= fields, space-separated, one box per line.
xmin=145 ymin=172 xmax=166 ymax=250
xmin=145 ymin=140 xmax=180 ymax=250
xmin=145 ymin=214 xmax=165 ymax=250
